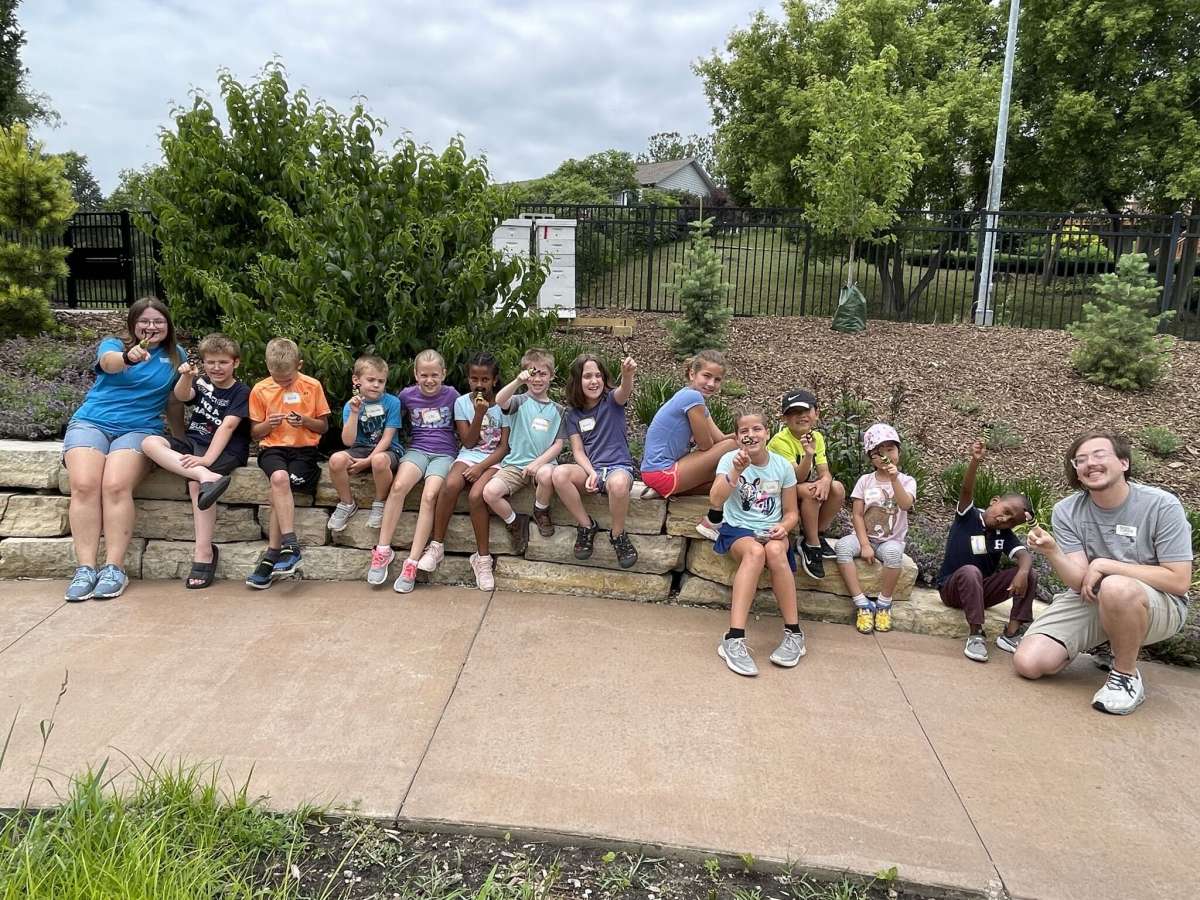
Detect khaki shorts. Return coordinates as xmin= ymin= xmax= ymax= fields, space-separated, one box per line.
xmin=493 ymin=464 xmax=528 ymax=496
xmin=1026 ymin=582 xmax=1187 ymax=658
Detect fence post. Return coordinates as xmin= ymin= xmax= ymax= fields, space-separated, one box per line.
xmin=119 ymin=210 xmax=136 ymax=305
xmin=644 ymin=204 xmax=657 ymax=311
xmin=800 ymin=222 xmax=812 ymax=316
xmin=1160 ymin=211 xmax=1183 ymax=314
xmin=971 ymin=212 xmax=988 ymax=321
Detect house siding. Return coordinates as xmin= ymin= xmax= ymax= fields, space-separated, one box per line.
xmin=658 ymin=164 xmax=712 ymax=199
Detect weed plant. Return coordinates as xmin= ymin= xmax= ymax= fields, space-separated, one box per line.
xmin=983 ymin=420 xmax=1021 ymax=451
xmin=1138 ymin=425 xmax=1182 ymax=458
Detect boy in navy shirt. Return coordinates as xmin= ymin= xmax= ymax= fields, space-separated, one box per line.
xmin=938 ymin=440 xmax=1037 ymax=663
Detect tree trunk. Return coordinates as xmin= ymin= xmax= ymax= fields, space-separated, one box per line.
xmin=846 ymin=238 xmax=856 ymax=289
xmin=1039 ymin=216 xmax=1065 ymax=286
xmin=1171 ymin=202 xmax=1199 ymax=315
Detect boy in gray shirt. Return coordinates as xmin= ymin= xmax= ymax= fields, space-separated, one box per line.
xmin=1015 ymin=430 xmax=1192 ymax=715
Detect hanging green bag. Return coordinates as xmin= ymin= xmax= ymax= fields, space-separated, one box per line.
xmin=831 ymin=284 xmax=867 ymax=333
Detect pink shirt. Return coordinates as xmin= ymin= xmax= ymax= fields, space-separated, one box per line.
xmin=851 ymin=471 xmax=917 ymax=543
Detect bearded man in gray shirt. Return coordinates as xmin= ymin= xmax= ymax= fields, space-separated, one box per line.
xmin=1014 ymin=429 xmax=1193 ymax=715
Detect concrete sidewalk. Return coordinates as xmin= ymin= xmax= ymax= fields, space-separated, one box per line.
xmin=0 ymin=580 xmax=1196 ymax=899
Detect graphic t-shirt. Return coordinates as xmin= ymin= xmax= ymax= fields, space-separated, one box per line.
xmin=938 ymin=505 xmax=1026 ymax=587
xmin=249 ymin=373 xmax=331 ymax=448
xmin=397 ymin=384 xmax=459 ymax=456
xmin=767 ymin=427 xmax=828 ymax=481
xmin=185 ymin=376 xmax=251 ymax=463
xmin=641 ymin=387 xmax=709 ymax=472
xmin=342 ymin=393 xmax=403 ymax=453
xmin=72 ymin=337 xmax=185 ymax=434
xmin=503 ymin=392 xmax=565 ymax=469
xmin=565 ymin=391 xmax=635 ymax=470
xmin=716 ymin=450 xmax=797 ymax=533
xmin=851 ymin=471 xmax=917 ymax=543
xmin=453 ymin=393 xmax=504 ymax=465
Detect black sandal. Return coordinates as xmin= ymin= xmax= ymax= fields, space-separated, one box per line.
xmin=196 ymin=475 xmax=231 ymax=511
xmin=185 ymin=544 xmax=220 ymax=589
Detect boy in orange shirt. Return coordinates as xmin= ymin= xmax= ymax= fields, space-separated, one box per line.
xmin=246 ymin=338 xmax=330 ymax=588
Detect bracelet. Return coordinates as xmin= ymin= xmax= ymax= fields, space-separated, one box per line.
xmin=121 ymin=348 xmax=133 ymax=366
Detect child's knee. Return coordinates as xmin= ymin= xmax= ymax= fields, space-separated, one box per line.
xmin=535 ymin=466 xmax=555 ymax=486
xmin=607 ymin=471 xmax=632 ymax=496
xmin=834 ymin=534 xmax=859 ymax=563
xmin=740 ymin=542 xmax=767 ymax=567
xmin=828 ymin=480 xmax=846 ymax=501
xmin=329 ymin=452 xmax=349 ymax=471
xmin=764 ymin=540 xmax=788 ymax=564
xmin=551 ymin=465 xmax=571 ymax=488
xmin=269 ymin=470 xmax=291 ymax=490
xmin=421 ymin=479 xmax=441 ymax=503
xmin=370 ymin=454 xmax=392 ymax=473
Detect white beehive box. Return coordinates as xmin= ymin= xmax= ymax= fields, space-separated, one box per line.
xmin=532 ymin=218 xmax=576 ymax=318
xmin=492 ymin=218 xmax=534 ymax=307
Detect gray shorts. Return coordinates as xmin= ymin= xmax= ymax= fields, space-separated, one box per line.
xmin=345 ymin=444 xmax=403 ymax=472
xmin=400 ymin=448 xmax=454 ymax=481
xmin=1026 ymin=583 xmax=1187 ymax=659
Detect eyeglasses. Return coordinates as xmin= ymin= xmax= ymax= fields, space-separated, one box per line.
xmin=1070 ymin=450 xmax=1115 ymax=468
xmin=135 ymin=318 xmax=166 ymax=327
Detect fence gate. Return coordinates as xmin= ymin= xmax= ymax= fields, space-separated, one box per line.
xmin=58 ymin=211 xmax=162 ymax=309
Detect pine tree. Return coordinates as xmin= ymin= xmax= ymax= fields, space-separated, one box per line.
xmin=665 ymin=215 xmax=733 ymax=359
xmin=0 ymin=123 xmax=75 ymax=337
xmin=1068 ymin=252 xmax=1174 ymax=391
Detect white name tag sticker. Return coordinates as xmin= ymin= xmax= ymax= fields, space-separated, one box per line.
xmin=1115 ymin=524 xmax=1138 ymax=538
xmin=283 ymin=392 xmax=301 ymax=405
xmin=531 ymin=416 xmax=550 ymax=432
xmin=420 ymin=408 xmax=442 ymax=425
xmin=970 ymin=534 xmax=987 ymax=554
xmin=578 ymin=417 xmax=596 ymax=433
xmin=865 ymin=488 xmax=884 ymax=504
xmin=363 ymin=403 xmax=384 ymax=418
xmin=761 ymin=480 xmax=781 ymax=495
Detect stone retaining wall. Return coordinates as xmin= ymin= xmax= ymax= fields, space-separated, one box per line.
xmin=0 ymin=439 xmax=1033 ymax=637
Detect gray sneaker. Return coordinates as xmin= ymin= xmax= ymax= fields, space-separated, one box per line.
xmin=769 ymin=629 xmax=807 ymax=667
xmin=91 ymin=564 xmax=128 ymax=600
xmin=65 ymin=565 xmax=98 ymax=602
xmin=964 ymin=632 xmax=989 ymax=663
xmin=718 ymin=636 xmax=758 ymax=677
xmin=329 ymin=501 xmax=357 ymax=532
xmin=367 ymin=500 xmax=386 ymax=529
xmin=996 ymin=625 xmax=1027 ymax=654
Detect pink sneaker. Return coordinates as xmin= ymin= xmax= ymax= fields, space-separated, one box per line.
xmin=417 ymin=540 xmax=444 ymax=572
xmin=367 ymin=545 xmax=394 ymax=585
xmin=393 ymin=558 xmax=419 ymax=593
xmin=469 ymin=552 xmax=495 ymax=591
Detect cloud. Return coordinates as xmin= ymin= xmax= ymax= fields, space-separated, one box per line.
xmin=21 ymin=0 xmax=771 ymax=193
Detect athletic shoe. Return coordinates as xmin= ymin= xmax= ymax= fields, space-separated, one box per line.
xmin=996 ymin=625 xmax=1027 ymax=654
xmin=65 ymin=565 xmax=98 ymax=602
xmin=469 ymin=552 xmax=495 ymax=591
xmin=964 ymin=633 xmax=989 ymax=662
xmin=770 ymin=629 xmax=807 ymax=667
xmin=367 ymin=545 xmax=395 ymax=585
xmin=393 ymin=558 xmax=418 ymax=593
xmin=329 ymin=501 xmax=358 ymax=532
xmin=245 ymin=557 xmax=276 ymax=590
xmin=531 ymin=505 xmax=555 ymax=537
xmin=1092 ymin=669 xmax=1145 ymax=715
xmin=819 ymin=535 xmax=837 ymax=559
xmin=273 ymin=545 xmax=301 ymax=577
xmin=799 ymin=543 xmax=825 ymax=579
xmin=718 ymin=636 xmax=758 ymax=677
xmin=91 ymin=564 xmax=128 ymax=600
xmin=696 ymin=517 xmax=720 ymax=541
xmin=417 ymin=540 xmax=444 ymax=572
xmin=574 ymin=517 xmax=600 ymax=560
xmin=610 ymin=531 xmax=638 ymax=569
xmin=855 ymin=607 xmax=874 ymax=634
xmin=1089 ymin=642 xmax=1115 ymax=672
xmin=506 ymin=514 xmax=530 ymax=554
xmin=874 ymin=605 xmax=893 ymax=633
xmin=367 ymin=500 xmax=386 ymax=529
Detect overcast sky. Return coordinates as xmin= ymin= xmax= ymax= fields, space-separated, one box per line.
xmin=22 ymin=0 xmax=774 ymax=194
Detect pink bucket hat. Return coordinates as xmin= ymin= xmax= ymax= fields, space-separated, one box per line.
xmin=863 ymin=422 xmax=901 ymax=454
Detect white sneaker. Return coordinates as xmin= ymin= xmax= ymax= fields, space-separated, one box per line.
xmin=367 ymin=500 xmax=386 ymax=529
xmin=964 ymin=633 xmax=989 ymax=663
xmin=417 ymin=540 xmax=444 ymax=572
xmin=469 ymin=552 xmax=495 ymax=591
xmin=1092 ymin=669 xmax=1145 ymax=715
xmin=329 ymin=501 xmax=357 ymax=532
xmin=695 ymin=517 xmax=720 ymax=542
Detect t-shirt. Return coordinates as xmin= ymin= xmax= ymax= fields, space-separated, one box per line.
xmin=72 ymin=337 xmax=185 ymax=434
xmin=185 ymin=376 xmax=251 ymax=464
xmin=502 ymin=392 xmax=565 ymax=469
xmin=767 ymin=427 xmax=828 ymax=481
xmin=938 ymin=505 xmax=1026 ymax=587
xmin=565 ymin=391 xmax=635 ymax=470
xmin=398 ymin=384 xmax=459 ymax=457
xmin=1052 ymin=482 xmax=1193 ymax=603
xmin=342 ymin=393 xmax=403 ymax=453
xmin=851 ymin=471 xmax=918 ymax=543
xmin=641 ymin=388 xmax=709 ymax=472
xmin=716 ymin=450 xmax=797 ymax=532
xmin=249 ymin=372 xmax=331 ymax=448
xmin=453 ymin=393 xmax=504 ymax=465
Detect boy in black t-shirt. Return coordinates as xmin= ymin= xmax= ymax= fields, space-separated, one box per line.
xmin=142 ymin=333 xmax=252 ymax=589
xmin=938 ymin=441 xmax=1037 ymax=663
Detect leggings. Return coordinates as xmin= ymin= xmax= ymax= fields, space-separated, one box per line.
xmin=834 ymin=533 xmax=905 ymax=568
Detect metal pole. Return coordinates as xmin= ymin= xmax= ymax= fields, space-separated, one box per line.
xmin=975 ymin=0 xmax=1021 ymax=326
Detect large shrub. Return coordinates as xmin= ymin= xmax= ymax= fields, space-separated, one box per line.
xmin=1068 ymin=252 xmax=1173 ymax=391
xmin=151 ymin=64 xmax=550 ymax=396
xmin=0 ymin=123 xmax=74 ymax=338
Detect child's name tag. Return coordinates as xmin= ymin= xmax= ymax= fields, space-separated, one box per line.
xmin=761 ymin=480 xmax=781 ymax=495
xmin=283 ymin=391 xmax=301 ymax=405
xmin=363 ymin=403 xmax=384 ymax=418
xmin=970 ymin=534 xmax=987 ymax=554
xmin=1115 ymin=524 xmax=1138 ymax=538
xmin=420 ymin=408 xmax=443 ymax=425
xmin=865 ymin=487 xmax=884 ymax=504
xmin=531 ymin=417 xmax=550 ymax=432
xmin=578 ymin=417 xmax=596 ymax=433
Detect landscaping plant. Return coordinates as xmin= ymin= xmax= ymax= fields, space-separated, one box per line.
xmin=1138 ymin=425 xmax=1182 ymax=458
xmin=663 ymin=214 xmax=733 ymax=359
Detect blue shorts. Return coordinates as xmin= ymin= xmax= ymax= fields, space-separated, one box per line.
xmin=595 ymin=464 xmax=635 ymax=494
xmin=713 ymin=523 xmax=797 ymax=572
xmin=62 ymin=419 xmax=157 ymax=457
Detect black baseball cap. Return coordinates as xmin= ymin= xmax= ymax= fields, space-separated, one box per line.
xmin=781 ymin=389 xmax=817 ymax=414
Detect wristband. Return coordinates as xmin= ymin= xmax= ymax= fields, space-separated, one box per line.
xmin=121 ymin=348 xmax=133 ymax=366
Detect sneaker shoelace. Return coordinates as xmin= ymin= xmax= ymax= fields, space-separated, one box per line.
xmin=370 ymin=547 xmax=392 ymax=568
xmin=614 ymin=533 xmax=634 ymax=553
xmin=1104 ymin=670 xmax=1137 ymax=699
xmin=727 ymin=637 xmax=750 ymax=659
xmin=70 ymin=567 xmax=95 ymax=588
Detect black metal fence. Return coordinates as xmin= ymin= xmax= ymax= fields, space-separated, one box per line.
xmin=517 ymin=204 xmax=1200 ymax=338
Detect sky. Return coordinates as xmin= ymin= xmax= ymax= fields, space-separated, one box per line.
xmin=21 ymin=0 xmax=774 ymax=194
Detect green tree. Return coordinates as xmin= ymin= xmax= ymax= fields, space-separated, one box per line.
xmin=639 ymin=131 xmax=720 ymax=181
xmin=518 ymin=150 xmax=637 ymax=204
xmin=0 ymin=123 xmax=74 ymax=336
xmin=152 ymin=63 xmax=550 ymax=396
xmin=517 ymin=173 xmax=611 ymax=205
xmin=103 ymin=163 xmax=164 ymax=211
xmin=54 ymin=150 xmax=103 ymax=208
xmin=0 ymin=0 xmax=56 ymax=127
xmin=664 ymin=216 xmax=733 ymax=359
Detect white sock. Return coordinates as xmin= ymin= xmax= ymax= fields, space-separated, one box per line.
xmin=428 ymin=540 xmax=442 ymax=550
xmin=375 ymin=544 xmax=389 ymax=553
xmin=878 ymin=595 xmax=893 ymax=608
xmin=853 ymin=593 xmax=869 ymax=608
xmin=503 ymin=511 xmax=516 ymax=524
xmin=534 ymin=500 xmax=549 ymax=510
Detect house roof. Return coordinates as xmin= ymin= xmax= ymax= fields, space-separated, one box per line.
xmin=633 ymin=157 xmax=717 ymax=194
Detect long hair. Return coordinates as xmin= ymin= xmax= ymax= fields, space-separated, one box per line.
xmin=123 ymin=297 xmax=181 ymax=368
xmin=565 ymin=353 xmax=613 ymax=410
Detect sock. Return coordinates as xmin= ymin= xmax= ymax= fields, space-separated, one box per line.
xmin=852 ymin=593 xmax=870 ymax=608
xmin=429 ymin=540 xmax=443 ymax=550
xmin=375 ymin=543 xmax=390 ymax=554
xmin=534 ymin=500 xmax=549 ymax=510
xmin=265 ymin=547 xmax=281 ymax=563
xmin=503 ymin=511 xmax=516 ymax=524
xmin=805 ymin=543 xmax=821 ymax=551
xmin=878 ymin=595 xmax=893 ymax=608
xmin=705 ymin=508 xmax=723 ymax=524
xmin=725 ymin=627 xmax=746 ymax=640
xmin=785 ymin=623 xmax=802 ymax=634
xmin=281 ymin=531 xmax=298 ymax=548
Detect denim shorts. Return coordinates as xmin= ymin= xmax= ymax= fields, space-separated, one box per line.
xmin=713 ymin=523 xmax=797 ymax=572
xmin=63 ymin=419 xmax=156 ymax=457
xmin=594 ymin=464 xmax=636 ymax=494
xmin=401 ymin=448 xmax=454 ymax=480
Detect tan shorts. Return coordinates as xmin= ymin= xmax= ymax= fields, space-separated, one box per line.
xmin=492 ymin=465 xmax=528 ymax=495
xmin=1026 ymin=582 xmax=1187 ymax=658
